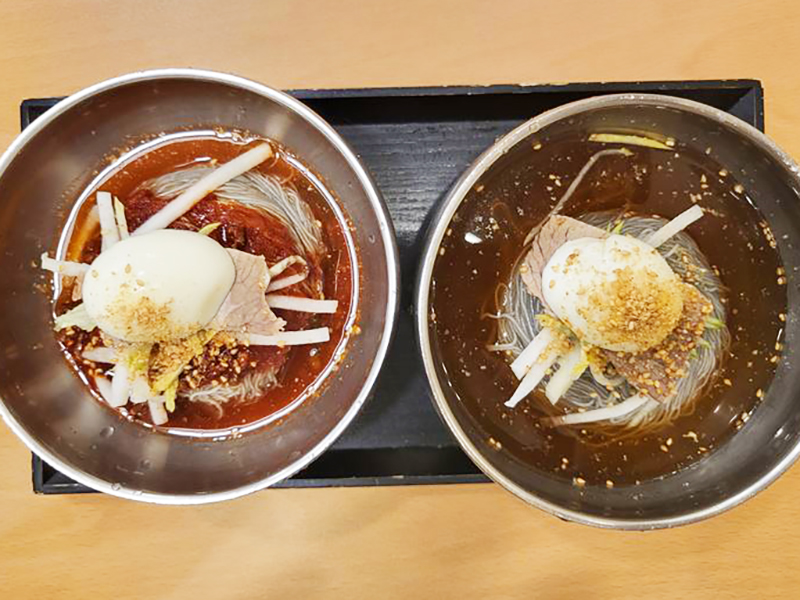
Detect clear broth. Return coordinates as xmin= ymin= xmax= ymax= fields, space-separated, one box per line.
xmin=430 ymin=131 xmax=786 ymax=486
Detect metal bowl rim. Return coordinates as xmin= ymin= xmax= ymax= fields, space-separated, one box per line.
xmin=415 ymin=92 xmax=800 ymax=530
xmin=0 ymin=67 xmax=400 ymax=504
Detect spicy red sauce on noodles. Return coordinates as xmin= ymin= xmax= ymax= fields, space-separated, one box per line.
xmin=57 ymin=135 xmax=355 ymax=431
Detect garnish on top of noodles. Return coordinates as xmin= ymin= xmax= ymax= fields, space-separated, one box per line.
xmin=41 ymin=144 xmax=339 ymax=426
xmin=490 ymin=142 xmax=726 ymax=430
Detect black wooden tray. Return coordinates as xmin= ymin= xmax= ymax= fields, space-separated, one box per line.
xmin=27 ymin=79 xmax=764 ymax=494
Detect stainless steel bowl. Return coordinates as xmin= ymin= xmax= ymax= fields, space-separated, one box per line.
xmin=416 ymin=94 xmax=800 ymax=529
xmin=0 ymin=69 xmax=399 ymax=503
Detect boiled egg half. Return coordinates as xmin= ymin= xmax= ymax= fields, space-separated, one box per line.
xmin=541 ymin=235 xmax=684 ymax=353
xmin=82 ymin=229 xmax=235 ymax=343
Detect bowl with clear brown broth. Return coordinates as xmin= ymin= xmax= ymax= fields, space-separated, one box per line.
xmin=0 ymin=69 xmax=398 ymax=503
xmin=417 ymin=94 xmax=800 ymax=528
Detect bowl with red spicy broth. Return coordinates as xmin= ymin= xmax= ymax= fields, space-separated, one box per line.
xmin=417 ymin=94 xmax=800 ymax=528
xmin=0 ymin=69 xmax=399 ymax=503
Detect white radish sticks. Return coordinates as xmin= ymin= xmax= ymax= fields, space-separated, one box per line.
xmin=243 ymin=328 xmax=331 ymax=346
xmin=148 ymin=398 xmax=168 ymax=425
xmin=505 ymin=351 xmax=560 ymax=408
xmin=510 ymin=327 xmax=557 ymax=379
xmin=268 ymin=255 xmax=306 ymax=278
xmin=109 ymin=362 xmax=131 ymax=408
xmin=267 ymin=272 xmax=308 ymax=292
xmin=114 ymin=197 xmax=130 ymax=239
xmin=547 ymin=394 xmax=652 ymax=426
xmin=40 ymin=254 xmax=89 ymax=277
xmin=94 ymin=376 xmax=114 ymax=405
xmin=82 ymin=346 xmax=118 ymax=363
xmin=133 ymin=144 xmax=273 ymax=236
xmin=545 ymin=346 xmax=586 ymax=405
xmin=97 ymin=191 xmax=120 ymax=251
xmin=647 ymin=205 xmax=704 ymax=248
xmin=266 ymin=295 xmax=338 ymax=314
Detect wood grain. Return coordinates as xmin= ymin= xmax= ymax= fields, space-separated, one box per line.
xmin=2 ymin=1 xmax=800 ymax=598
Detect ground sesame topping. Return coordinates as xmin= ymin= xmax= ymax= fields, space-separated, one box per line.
xmin=604 ymin=284 xmax=712 ymax=401
xmin=584 ymin=265 xmax=684 ymax=352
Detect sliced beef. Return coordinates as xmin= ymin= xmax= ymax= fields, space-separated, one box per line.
xmin=520 ymin=215 xmax=606 ymax=304
xmin=210 ymin=248 xmax=285 ymax=336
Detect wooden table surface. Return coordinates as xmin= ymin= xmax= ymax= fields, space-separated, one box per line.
xmin=2 ymin=1 xmax=800 ymax=598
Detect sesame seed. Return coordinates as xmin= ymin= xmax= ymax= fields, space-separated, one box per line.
xmin=683 ymin=431 xmax=699 ymax=443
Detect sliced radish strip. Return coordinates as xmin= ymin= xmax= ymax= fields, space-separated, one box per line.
xmin=646 ymin=205 xmax=704 ymax=248
xmin=505 ymin=352 xmax=560 ymax=408
xmin=40 ymin=253 xmax=89 ymax=277
xmin=545 ymin=346 xmax=587 ymax=405
xmin=109 ymin=362 xmax=131 ymax=408
xmin=243 ymin=327 xmax=330 ymax=346
xmin=133 ymin=144 xmax=273 ymax=235
xmin=82 ymin=346 xmax=117 ymax=363
xmin=268 ymin=255 xmax=306 ymax=278
xmin=266 ymin=295 xmax=338 ymax=314
xmin=97 ymin=191 xmax=119 ymax=251
xmin=547 ymin=394 xmax=651 ymax=426
xmin=267 ymin=272 xmax=308 ymax=292
xmin=113 ymin=197 xmax=129 ymax=239
xmin=54 ymin=303 xmax=96 ymax=331
xmin=94 ymin=376 xmax=113 ymax=404
xmin=129 ymin=376 xmax=152 ymax=404
xmin=510 ymin=327 xmax=556 ymax=379
xmin=148 ymin=398 xmax=168 ymax=425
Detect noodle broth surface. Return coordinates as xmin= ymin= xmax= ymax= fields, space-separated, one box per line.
xmin=430 ymin=131 xmax=786 ymax=486
xmin=57 ymin=133 xmax=357 ymax=432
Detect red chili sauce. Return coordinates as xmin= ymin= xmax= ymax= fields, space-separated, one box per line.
xmin=57 ymin=136 xmax=355 ymax=431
